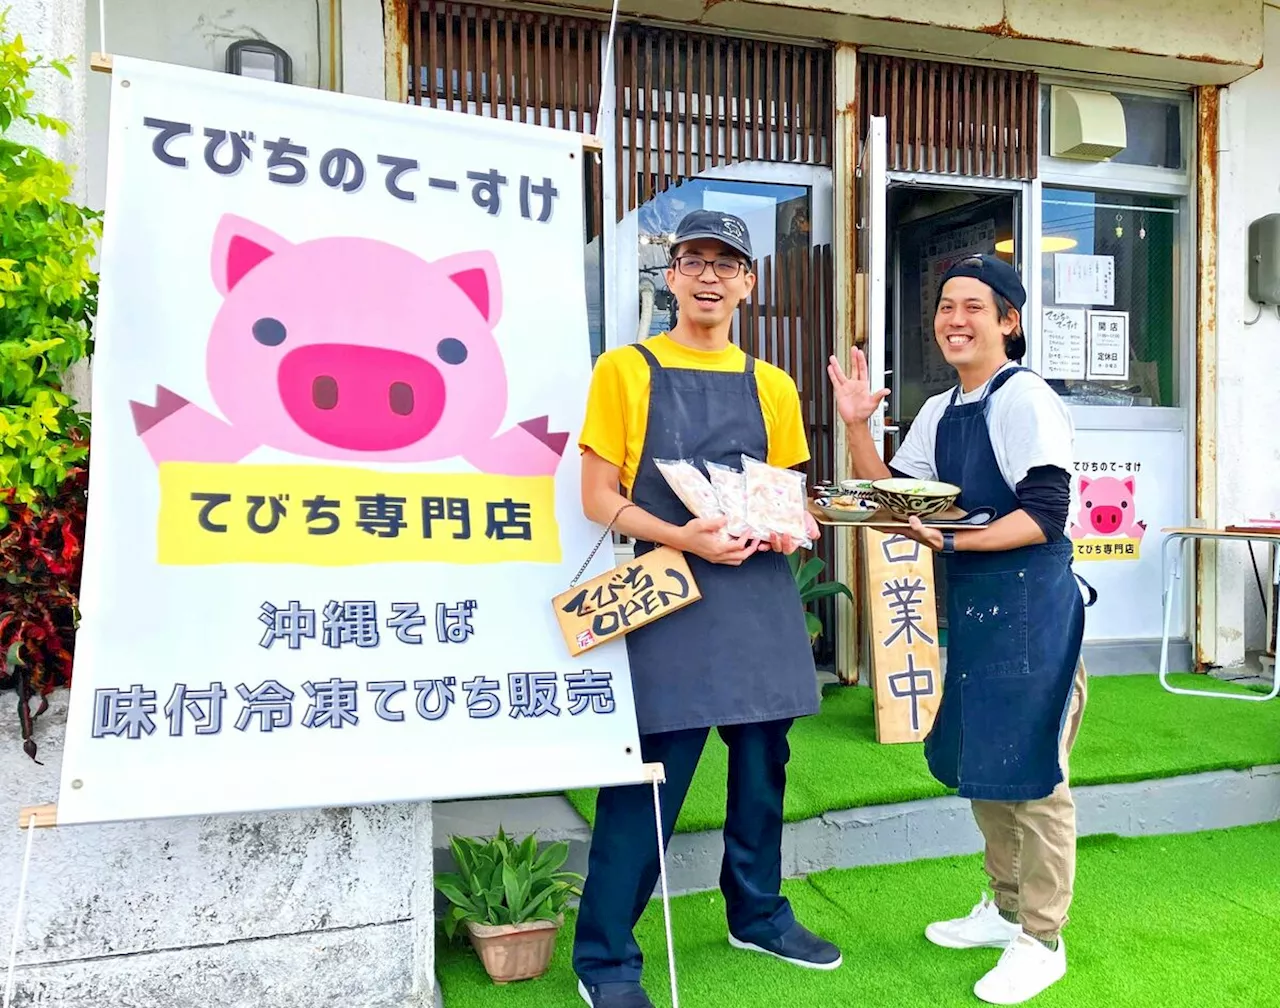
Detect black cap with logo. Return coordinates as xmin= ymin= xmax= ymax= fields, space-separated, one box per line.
xmin=672 ymin=209 xmax=754 ymax=261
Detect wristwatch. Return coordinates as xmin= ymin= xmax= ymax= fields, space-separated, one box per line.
xmin=941 ymin=532 xmax=956 ymax=554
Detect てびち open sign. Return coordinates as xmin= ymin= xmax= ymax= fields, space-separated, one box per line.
xmin=552 ymin=547 xmax=702 ymax=656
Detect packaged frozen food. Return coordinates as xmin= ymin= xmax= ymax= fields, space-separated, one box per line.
xmin=705 ymin=461 xmax=764 ymax=539
xmin=743 ymin=455 xmax=812 ymax=548
xmin=654 ymin=458 xmax=724 ymax=521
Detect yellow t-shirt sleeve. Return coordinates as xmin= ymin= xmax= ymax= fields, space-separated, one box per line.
xmin=578 ymin=352 xmax=627 ymax=468
xmin=762 ymin=368 xmax=812 ymax=470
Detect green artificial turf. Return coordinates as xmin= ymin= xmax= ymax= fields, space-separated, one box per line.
xmin=564 ymin=673 xmax=1280 ymax=834
xmin=437 ymin=820 xmax=1280 ymax=1008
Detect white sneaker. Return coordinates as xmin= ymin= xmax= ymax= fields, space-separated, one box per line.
xmin=973 ymin=932 xmax=1067 ymax=1005
xmin=924 ymin=893 xmax=1022 ymax=950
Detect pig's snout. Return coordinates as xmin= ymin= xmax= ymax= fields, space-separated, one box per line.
xmin=1088 ymin=505 xmax=1124 ymax=534
xmin=278 ymin=343 xmax=446 ymax=451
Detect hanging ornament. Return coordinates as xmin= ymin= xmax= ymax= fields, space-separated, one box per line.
xmin=1115 ymin=213 xmax=1124 ymax=239
xmin=1139 ymin=213 xmax=1146 ymax=240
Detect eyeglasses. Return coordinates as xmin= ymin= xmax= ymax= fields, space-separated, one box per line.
xmin=671 ymin=255 xmax=749 ymax=279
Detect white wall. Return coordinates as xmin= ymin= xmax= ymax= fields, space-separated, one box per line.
xmin=83 ymin=0 xmax=329 ymax=211
xmin=1215 ymin=2 xmax=1280 ymax=666
xmin=2 ymin=2 xmax=436 ymax=1005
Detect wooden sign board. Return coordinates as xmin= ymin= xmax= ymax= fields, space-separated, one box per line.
xmin=862 ymin=529 xmax=944 ymax=744
xmin=553 ymin=546 xmax=702 ymax=656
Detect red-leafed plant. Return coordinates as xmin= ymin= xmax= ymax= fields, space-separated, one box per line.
xmin=0 ymin=458 xmax=88 ymax=760
xmin=0 ymin=16 xmax=101 ymax=761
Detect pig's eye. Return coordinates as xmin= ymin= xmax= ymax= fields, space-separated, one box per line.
xmin=437 ymin=338 xmax=468 ymax=365
xmin=1121 ymin=501 xmax=1128 ymax=508
xmin=1084 ymin=500 xmax=1092 ymax=508
xmin=253 ymin=317 xmax=287 ymax=346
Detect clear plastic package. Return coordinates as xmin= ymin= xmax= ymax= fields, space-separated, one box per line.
xmin=742 ymin=455 xmax=813 ymax=548
xmin=654 ymin=458 xmax=724 ymax=521
xmin=705 ymin=461 xmax=762 ymax=539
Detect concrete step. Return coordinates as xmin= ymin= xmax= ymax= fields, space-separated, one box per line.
xmin=431 ymin=764 xmax=1280 ymax=910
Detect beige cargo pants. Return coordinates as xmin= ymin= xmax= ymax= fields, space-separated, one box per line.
xmin=969 ymin=659 xmax=1089 ymax=942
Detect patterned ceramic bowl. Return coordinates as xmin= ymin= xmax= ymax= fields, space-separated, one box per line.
xmin=870 ymin=478 xmax=961 ymax=519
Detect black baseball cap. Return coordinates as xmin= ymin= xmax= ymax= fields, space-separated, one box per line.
xmin=672 ymin=209 xmax=753 ymax=261
xmin=939 ymin=254 xmax=1026 ymax=312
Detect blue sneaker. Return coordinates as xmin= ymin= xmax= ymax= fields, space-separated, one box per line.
xmin=728 ymin=921 xmax=843 ymax=970
xmin=577 ymin=979 xmax=655 ymax=1007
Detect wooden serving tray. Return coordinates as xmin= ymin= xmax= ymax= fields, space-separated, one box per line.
xmin=807 ymin=500 xmax=990 ymax=531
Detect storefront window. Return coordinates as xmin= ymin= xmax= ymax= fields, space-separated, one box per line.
xmin=1039 ymin=89 xmax=1185 ymax=170
xmin=635 ymin=178 xmax=812 ymax=338
xmin=1039 ymin=186 xmax=1181 ymax=407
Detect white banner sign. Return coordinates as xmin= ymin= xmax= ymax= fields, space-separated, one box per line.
xmin=58 ymin=57 xmax=646 ymax=825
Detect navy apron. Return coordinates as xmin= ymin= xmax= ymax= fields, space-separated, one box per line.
xmin=622 ymin=344 xmax=820 ymax=736
xmin=923 ymin=366 xmax=1090 ymax=802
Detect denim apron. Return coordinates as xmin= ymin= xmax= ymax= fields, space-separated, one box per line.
xmin=923 ymin=366 xmax=1089 ymax=802
xmin=622 ymin=344 xmax=820 ymax=736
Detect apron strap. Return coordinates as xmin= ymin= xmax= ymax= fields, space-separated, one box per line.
xmin=947 ymin=365 xmax=1030 ymax=407
xmin=1074 ymin=571 xmax=1098 ymax=608
xmin=633 ymin=343 xmax=661 ymax=369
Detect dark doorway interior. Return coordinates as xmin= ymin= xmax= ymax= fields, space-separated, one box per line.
xmin=884 ymin=185 xmax=1020 ymax=636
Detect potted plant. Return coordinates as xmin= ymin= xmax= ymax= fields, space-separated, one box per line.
xmin=788 ymin=551 xmax=853 ymax=644
xmin=435 ymin=826 xmax=584 ymax=984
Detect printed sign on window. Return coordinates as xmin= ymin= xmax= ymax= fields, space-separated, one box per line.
xmin=1068 ymin=462 xmax=1147 ymax=562
xmin=1086 ymin=310 xmax=1130 ymax=381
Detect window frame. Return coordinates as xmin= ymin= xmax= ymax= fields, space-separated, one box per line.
xmin=1035 ymin=77 xmax=1195 ymax=426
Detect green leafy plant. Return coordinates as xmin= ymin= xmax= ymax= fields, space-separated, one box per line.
xmin=435 ymin=827 xmax=584 ymax=940
xmin=789 ymin=550 xmax=853 ymax=643
xmin=0 ymin=12 xmax=101 ymax=760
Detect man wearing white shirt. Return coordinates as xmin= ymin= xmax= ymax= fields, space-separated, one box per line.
xmin=829 ymin=254 xmax=1091 ymax=1005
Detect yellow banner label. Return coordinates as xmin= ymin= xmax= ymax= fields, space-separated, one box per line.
xmin=1073 ymin=537 xmax=1141 ymax=562
xmin=156 ymin=463 xmax=561 ymax=566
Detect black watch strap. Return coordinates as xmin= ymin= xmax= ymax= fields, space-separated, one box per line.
xmin=941 ymin=532 xmax=956 ymax=554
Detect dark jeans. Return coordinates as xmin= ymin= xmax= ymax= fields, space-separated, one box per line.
xmin=572 ymin=718 xmax=796 ymax=985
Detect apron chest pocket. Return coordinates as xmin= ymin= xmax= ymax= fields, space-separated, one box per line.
xmin=948 ymin=569 xmax=1030 ymax=678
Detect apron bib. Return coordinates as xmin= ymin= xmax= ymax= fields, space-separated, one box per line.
xmin=622 ymin=344 xmax=820 ymax=736
xmin=923 ymin=367 xmax=1090 ymax=802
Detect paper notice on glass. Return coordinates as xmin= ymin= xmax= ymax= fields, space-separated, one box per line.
xmin=1041 ymin=307 xmax=1087 ymax=380
xmin=1055 ymin=254 xmax=1115 ymax=306
xmin=1086 ymin=310 xmax=1129 ymax=380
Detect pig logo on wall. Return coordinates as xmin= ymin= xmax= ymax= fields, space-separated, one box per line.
xmin=1069 ymin=474 xmax=1146 ymax=561
xmin=129 ymin=214 xmax=569 ymax=477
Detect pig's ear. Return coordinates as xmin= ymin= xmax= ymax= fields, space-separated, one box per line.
xmin=211 ymin=214 xmax=293 ymax=295
xmin=439 ymin=251 xmax=503 ymax=327
xmin=1123 ymin=477 xmax=1136 ymax=495
xmin=1079 ymin=477 xmax=1092 ymax=493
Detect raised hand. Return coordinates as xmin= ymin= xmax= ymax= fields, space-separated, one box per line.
xmin=827 ymin=347 xmax=890 ymax=427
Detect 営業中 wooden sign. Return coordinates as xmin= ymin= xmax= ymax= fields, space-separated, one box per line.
xmin=553 ymin=546 xmax=702 ymax=656
xmin=862 ymin=529 xmax=943 ymax=744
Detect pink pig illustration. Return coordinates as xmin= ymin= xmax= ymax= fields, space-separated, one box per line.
xmin=1069 ymin=475 xmax=1147 ymax=540
xmin=128 ymin=214 xmax=568 ymax=475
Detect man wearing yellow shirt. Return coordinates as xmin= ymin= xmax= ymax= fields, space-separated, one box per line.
xmin=572 ymin=211 xmax=840 ymax=1008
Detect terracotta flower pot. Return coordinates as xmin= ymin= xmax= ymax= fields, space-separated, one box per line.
xmin=466 ymin=916 xmax=563 ymax=984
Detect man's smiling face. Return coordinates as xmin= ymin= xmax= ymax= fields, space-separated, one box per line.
xmin=666 ymin=239 xmax=755 ymax=327
xmin=934 ymin=275 xmax=1018 ymax=371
